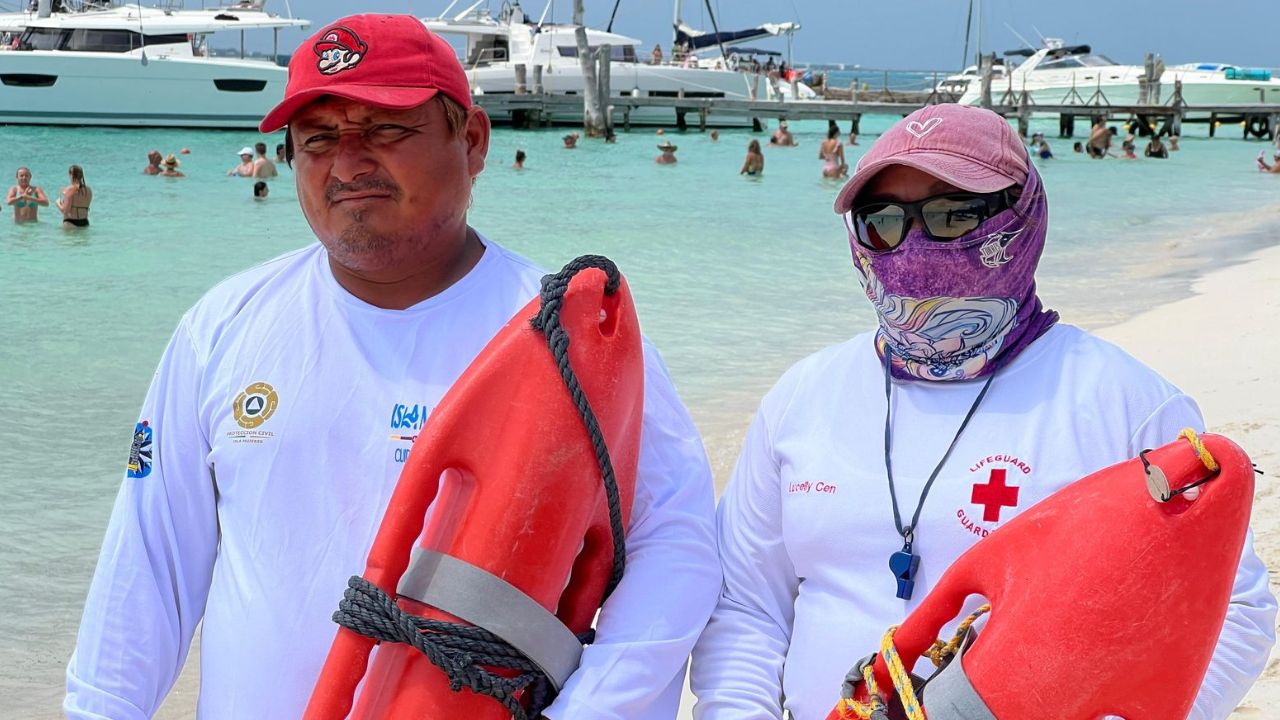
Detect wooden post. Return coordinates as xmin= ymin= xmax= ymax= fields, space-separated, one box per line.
xmin=978 ymin=52 xmax=994 ymax=110
xmin=1270 ymin=113 xmax=1280 ymax=142
xmin=849 ymin=80 xmax=857 ymax=104
xmin=699 ymin=106 xmax=707 ymax=131
xmin=750 ymin=73 xmax=760 ymax=100
xmin=572 ymin=0 xmax=603 ymax=136
xmin=1059 ymin=113 xmax=1074 ymax=138
xmin=532 ymin=64 xmax=544 ymax=94
xmin=598 ymin=44 xmax=613 ymax=137
xmin=1209 ymin=112 xmax=1217 ymax=138
xmin=850 ymin=114 xmax=861 ymax=136
xmin=623 ymin=107 xmax=631 ymax=132
xmin=790 ymin=76 xmax=799 ymax=100
xmin=514 ymin=64 xmax=527 ymax=95
xmin=1017 ymin=92 xmax=1030 ymax=138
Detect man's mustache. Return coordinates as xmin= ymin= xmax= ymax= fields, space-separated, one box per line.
xmin=326 ymin=178 xmax=401 ymax=204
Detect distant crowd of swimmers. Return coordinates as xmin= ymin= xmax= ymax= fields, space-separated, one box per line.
xmin=7 ymin=164 xmax=91 ymax=227
xmin=8 ymin=140 xmax=288 ymax=226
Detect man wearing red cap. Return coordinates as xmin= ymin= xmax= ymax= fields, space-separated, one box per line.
xmin=65 ymin=14 xmax=719 ymax=719
xmin=691 ymin=104 xmax=1274 ymax=718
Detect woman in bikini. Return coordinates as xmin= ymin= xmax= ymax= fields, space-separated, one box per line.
xmin=740 ymin=139 xmax=765 ymax=177
xmin=819 ymin=125 xmax=848 ymax=179
xmin=57 ymin=165 xmax=92 ymax=228
xmin=7 ymin=166 xmax=49 ymax=223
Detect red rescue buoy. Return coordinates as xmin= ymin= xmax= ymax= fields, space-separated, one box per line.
xmin=831 ymin=432 xmax=1254 ymax=720
xmin=305 ymin=259 xmax=644 ymax=719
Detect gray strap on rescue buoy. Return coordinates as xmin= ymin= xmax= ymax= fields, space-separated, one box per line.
xmin=918 ymin=628 xmax=996 ymax=720
xmin=397 ymin=547 xmax=584 ymax=691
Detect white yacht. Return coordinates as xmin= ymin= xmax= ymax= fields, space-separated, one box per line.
xmin=0 ymin=0 xmax=308 ymax=128
xmin=957 ymin=40 xmax=1280 ymax=111
xmin=422 ymin=0 xmax=804 ymax=127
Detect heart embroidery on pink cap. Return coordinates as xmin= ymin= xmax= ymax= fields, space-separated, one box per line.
xmin=905 ymin=117 xmax=943 ymax=139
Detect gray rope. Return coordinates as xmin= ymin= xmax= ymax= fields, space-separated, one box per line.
xmin=529 ymin=254 xmax=628 ymax=599
xmin=331 ymin=255 xmax=627 ymax=717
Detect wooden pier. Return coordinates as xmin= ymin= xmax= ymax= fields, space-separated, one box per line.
xmin=474 ymin=90 xmax=1280 ymax=141
xmin=472 ymin=51 xmax=1280 ymax=142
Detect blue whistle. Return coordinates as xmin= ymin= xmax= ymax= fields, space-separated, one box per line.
xmin=889 ymin=549 xmax=920 ymax=600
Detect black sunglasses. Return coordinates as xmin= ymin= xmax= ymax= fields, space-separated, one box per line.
xmin=844 ymin=191 xmax=1013 ymax=252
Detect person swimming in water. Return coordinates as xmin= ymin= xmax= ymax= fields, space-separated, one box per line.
xmin=57 ymin=164 xmax=92 ymax=228
xmin=160 ymin=154 xmax=185 ymax=178
xmin=7 ymin=166 xmax=50 ymax=223
xmin=740 ymin=139 xmax=764 ymax=177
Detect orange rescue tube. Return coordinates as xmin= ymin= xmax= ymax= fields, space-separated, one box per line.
xmin=305 ymin=259 xmax=644 ymax=719
xmin=830 ymin=432 xmax=1254 ymax=720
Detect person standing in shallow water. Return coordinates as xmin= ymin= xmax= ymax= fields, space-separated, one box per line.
xmin=142 ymin=151 xmax=163 ymax=175
xmin=740 ymin=139 xmax=764 ymax=176
xmin=64 ymin=14 xmax=718 ymax=719
xmin=690 ymin=103 xmax=1275 ymax=719
xmin=57 ymin=165 xmax=91 ymax=228
xmin=8 ymin=166 xmax=49 ymax=223
xmin=656 ymin=140 xmax=678 ymax=164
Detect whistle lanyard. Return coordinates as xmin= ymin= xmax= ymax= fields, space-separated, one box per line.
xmin=882 ymin=350 xmax=996 ymax=600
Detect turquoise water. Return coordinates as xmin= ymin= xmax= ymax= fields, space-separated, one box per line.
xmin=2 ymin=116 xmax=1278 ymax=714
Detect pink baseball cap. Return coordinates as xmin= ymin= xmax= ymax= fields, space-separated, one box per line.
xmin=833 ymin=104 xmax=1028 ymax=215
xmin=260 ymin=14 xmax=472 ymax=133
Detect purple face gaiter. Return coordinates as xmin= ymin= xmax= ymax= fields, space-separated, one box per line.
xmin=850 ymin=165 xmax=1058 ymax=382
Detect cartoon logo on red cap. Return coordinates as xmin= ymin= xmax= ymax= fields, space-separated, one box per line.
xmin=313 ymin=25 xmax=367 ymax=76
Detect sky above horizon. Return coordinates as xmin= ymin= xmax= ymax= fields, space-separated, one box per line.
xmin=241 ymin=0 xmax=1276 ymax=70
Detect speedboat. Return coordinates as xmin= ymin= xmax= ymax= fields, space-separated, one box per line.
xmin=422 ymin=0 xmax=806 ymax=127
xmin=0 ymin=0 xmax=309 ymax=128
xmin=934 ymin=59 xmax=1010 ymax=99
xmin=956 ymin=39 xmax=1280 ymax=112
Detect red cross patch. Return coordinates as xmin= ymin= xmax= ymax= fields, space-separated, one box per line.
xmin=971 ymin=468 xmax=1020 ymax=522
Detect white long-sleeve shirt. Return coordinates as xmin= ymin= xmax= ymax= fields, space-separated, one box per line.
xmin=691 ymin=324 xmax=1276 ymax=720
xmin=65 ymin=238 xmax=721 ymax=719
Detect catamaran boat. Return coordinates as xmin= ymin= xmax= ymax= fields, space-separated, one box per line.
xmin=0 ymin=0 xmax=309 ymax=128
xmin=956 ymin=39 xmax=1280 ymax=112
xmin=422 ymin=0 xmax=805 ymax=127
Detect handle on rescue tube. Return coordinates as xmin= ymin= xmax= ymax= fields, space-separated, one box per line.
xmin=869 ymin=555 xmax=985 ymax=700
xmin=303 ymin=460 xmax=451 ymax=719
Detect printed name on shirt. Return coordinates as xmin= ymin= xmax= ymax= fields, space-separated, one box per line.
xmin=229 ymin=381 xmax=279 ymax=444
xmin=126 ymin=420 xmax=153 ymax=478
xmin=786 ymin=480 xmax=839 ymax=495
xmin=956 ymin=452 xmax=1030 ymax=537
xmin=389 ymin=402 xmax=434 ymax=463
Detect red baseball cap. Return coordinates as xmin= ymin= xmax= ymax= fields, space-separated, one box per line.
xmin=833 ymin=104 xmax=1028 ymax=215
xmin=260 ymin=14 xmax=472 ymax=133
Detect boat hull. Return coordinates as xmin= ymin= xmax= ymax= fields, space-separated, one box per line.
xmin=0 ymin=51 xmax=287 ymax=129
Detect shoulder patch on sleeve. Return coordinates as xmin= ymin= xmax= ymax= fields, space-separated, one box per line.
xmin=127 ymin=421 xmax=154 ymax=479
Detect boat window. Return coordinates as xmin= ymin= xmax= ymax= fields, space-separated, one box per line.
xmin=464 ymin=36 xmax=508 ymax=66
xmin=1076 ymin=54 xmax=1117 ymax=67
xmin=18 ymin=28 xmax=69 ymax=51
xmin=1038 ymin=56 xmax=1085 ymax=70
xmin=213 ymin=78 xmax=268 ymax=92
xmin=0 ymin=73 xmax=58 ymax=87
xmin=66 ymin=29 xmax=140 ymax=52
xmin=557 ymin=45 xmax=639 ymax=62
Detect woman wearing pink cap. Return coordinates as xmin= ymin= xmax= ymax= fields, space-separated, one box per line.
xmin=691 ymin=104 xmax=1275 ymax=719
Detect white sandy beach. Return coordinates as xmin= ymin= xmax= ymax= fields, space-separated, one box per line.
xmin=1096 ymin=243 xmax=1280 ymax=718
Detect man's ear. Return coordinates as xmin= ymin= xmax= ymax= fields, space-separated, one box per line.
xmin=464 ymin=107 xmax=491 ymax=179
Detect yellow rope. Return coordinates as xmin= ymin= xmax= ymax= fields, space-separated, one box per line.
xmin=1177 ymin=428 xmax=1218 ymax=473
xmin=836 ymin=605 xmax=991 ymax=720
